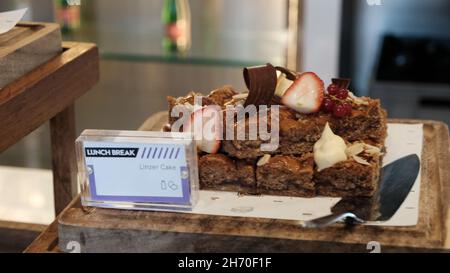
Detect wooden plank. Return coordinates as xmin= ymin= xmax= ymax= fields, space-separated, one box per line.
xmin=23 ymin=219 xmax=59 ymax=253
xmin=0 ymin=22 xmax=62 ymax=89
xmin=0 ymin=221 xmax=46 ymax=253
xmin=0 ymin=26 xmax=37 ymax=46
xmin=24 ymin=197 xmax=82 ymax=253
xmin=0 ymin=220 xmax=46 ymax=232
xmin=50 ymin=104 xmax=78 ymax=215
xmin=0 ymin=42 xmax=99 ymax=153
xmin=54 ymin=116 xmax=450 ymax=252
xmin=0 ymin=228 xmax=41 ymax=253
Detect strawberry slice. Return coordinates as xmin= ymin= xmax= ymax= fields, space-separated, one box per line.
xmin=281 ymin=72 xmax=324 ymax=114
xmin=184 ymin=106 xmax=222 ymax=153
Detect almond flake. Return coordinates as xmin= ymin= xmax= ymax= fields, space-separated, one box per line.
xmin=364 ymin=144 xmax=381 ymax=155
xmin=257 ymin=154 xmax=271 ymax=166
xmin=352 ymin=155 xmax=371 ymax=166
xmin=346 ymin=143 xmax=365 ymax=156
xmin=183 ymin=102 xmax=194 ymax=112
xmin=232 ymin=93 xmax=249 ymax=100
xmin=348 ymin=92 xmax=369 ymax=105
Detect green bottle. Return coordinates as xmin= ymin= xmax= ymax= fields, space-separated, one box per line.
xmin=54 ymin=0 xmax=80 ymax=35
xmin=161 ymin=0 xmax=191 ymax=53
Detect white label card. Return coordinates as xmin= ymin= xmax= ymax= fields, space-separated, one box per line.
xmin=0 ymin=8 xmax=27 ymax=35
xmin=83 ymin=141 xmax=191 ymax=205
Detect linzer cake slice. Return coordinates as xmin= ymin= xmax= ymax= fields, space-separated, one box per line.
xmin=162 ymin=64 xmax=388 ymax=198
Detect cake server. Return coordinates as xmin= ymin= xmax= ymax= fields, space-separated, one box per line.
xmin=302 ymin=154 xmax=420 ymax=228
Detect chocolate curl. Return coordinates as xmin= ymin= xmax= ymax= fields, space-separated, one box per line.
xmin=243 ymin=63 xmax=277 ymax=107
xmin=332 ymin=78 xmax=351 ymax=90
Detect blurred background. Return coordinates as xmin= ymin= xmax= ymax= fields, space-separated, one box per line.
xmin=0 ymin=0 xmax=449 ymax=251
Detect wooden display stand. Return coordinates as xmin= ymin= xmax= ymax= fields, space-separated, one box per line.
xmin=0 ymin=41 xmax=99 ymax=215
xmin=0 ymin=22 xmax=62 ymax=89
xmin=25 ymin=115 xmax=450 ymax=253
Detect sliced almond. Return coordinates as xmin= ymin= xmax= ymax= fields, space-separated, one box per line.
xmin=257 ymin=154 xmax=271 ymax=166
xmin=183 ymin=102 xmax=194 ymax=112
xmin=348 ymin=92 xmax=369 ymax=105
xmin=223 ymin=100 xmax=235 ymax=106
xmin=275 ymin=73 xmax=293 ymax=97
xmin=364 ymin=144 xmax=381 ymax=155
xmin=346 ymin=143 xmax=365 ymax=156
xmin=352 ymin=155 xmax=371 ymax=166
xmin=232 ymin=93 xmax=249 ymax=100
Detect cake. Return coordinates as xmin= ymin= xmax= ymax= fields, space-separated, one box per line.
xmin=164 ymin=64 xmax=387 ymax=198
xmin=256 ymin=154 xmax=315 ymax=197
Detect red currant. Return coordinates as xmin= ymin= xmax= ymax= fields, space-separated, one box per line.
xmin=327 ymin=84 xmax=339 ymax=95
xmin=341 ymin=103 xmax=353 ymax=115
xmin=321 ymin=97 xmax=335 ymax=113
xmin=333 ymin=103 xmax=348 ymax=117
xmin=336 ymin=88 xmax=349 ymax=99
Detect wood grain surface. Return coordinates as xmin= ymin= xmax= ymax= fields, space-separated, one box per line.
xmin=0 ymin=22 xmax=62 ymax=89
xmin=47 ymin=114 xmax=450 ymax=253
xmin=0 ymin=41 xmax=99 ymax=215
xmin=0 ymin=41 xmax=99 ymax=152
xmin=50 ymin=105 xmax=78 ymax=214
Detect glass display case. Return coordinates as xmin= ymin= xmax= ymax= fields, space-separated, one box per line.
xmin=57 ymin=0 xmax=297 ymax=67
xmin=0 ymin=0 xmax=300 ymax=169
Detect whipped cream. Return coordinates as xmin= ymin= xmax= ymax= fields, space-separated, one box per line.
xmin=313 ymin=123 xmax=347 ymax=171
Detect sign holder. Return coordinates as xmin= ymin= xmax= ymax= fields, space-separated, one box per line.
xmin=75 ymin=130 xmax=199 ymax=211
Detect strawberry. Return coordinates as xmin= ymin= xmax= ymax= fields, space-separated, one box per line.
xmin=183 ymin=106 xmax=222 ymax=153
xmin=281 ymin=72 xmax=325 ymax=114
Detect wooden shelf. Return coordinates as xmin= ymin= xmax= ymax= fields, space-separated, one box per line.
xmin=0 ymin=41 xmax=99 ymax=215
xmin=25 ymin=117 xmax=450 ymax=253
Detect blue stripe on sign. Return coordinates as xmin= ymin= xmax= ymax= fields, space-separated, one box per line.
xmin=146 ymin=147 xmax=152 ymax=159
xmin=163 ymin=147 xmax=169 ymax=159
xmin=152 ymin=147 xmax=158 ymax=158
xmin=141 ymin=147 xmax=146 ymax=158
xmin=174 ymin=147 xmax=180 ymax=159
xmin=158 ymin=148 xmax=163 ymax=159
xmin=169 ymin=147 xmax=174 ymax=159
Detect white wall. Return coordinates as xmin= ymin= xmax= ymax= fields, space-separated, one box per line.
xmin=301 ymin=0 xmax=342 ymax=83
xmin=0 ymin=0 xmax=53 ymax=21
xmin=352 ymin=0 xmax=450 ymax=95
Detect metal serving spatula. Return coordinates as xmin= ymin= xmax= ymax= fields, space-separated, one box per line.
xmin=302 ymin=154 xmax=420 ymax=228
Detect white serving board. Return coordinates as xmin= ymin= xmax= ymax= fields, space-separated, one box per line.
xmin=188 ymin=123 xmax=423 ymax=227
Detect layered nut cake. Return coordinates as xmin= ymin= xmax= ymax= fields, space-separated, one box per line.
xmin=164 ymin=64 xmax=387 ymax=198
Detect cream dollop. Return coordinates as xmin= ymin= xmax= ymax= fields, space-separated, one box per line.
xmin=313 ymin=123 xmax=347 ymax=171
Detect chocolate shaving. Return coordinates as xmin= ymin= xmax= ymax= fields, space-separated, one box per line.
xmin=243 ymin=63 xmax=277 ymax=107
xmin=200 ymin=96 xmax=216 ymax=106
xmin=275 ymin=66 xmax=298 ymax=81
xmin=162 ymin=123 xmax=172 ymax=132
xmin=332 ymin=78 xmax=351 ymax=89
xmin=270 ymin=95 xmax=282 ymax=105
